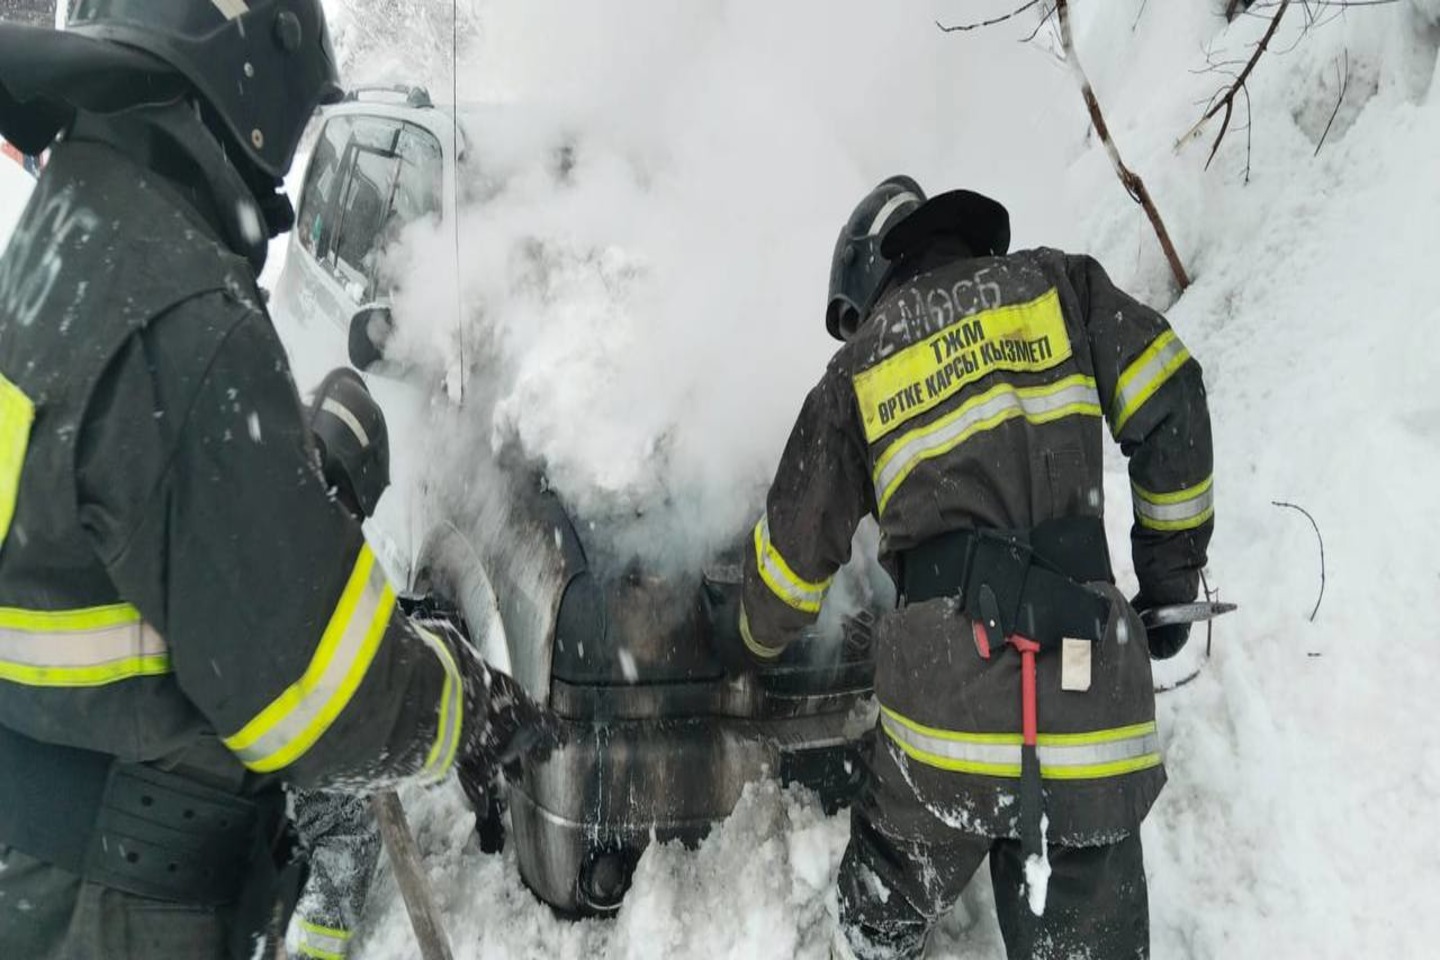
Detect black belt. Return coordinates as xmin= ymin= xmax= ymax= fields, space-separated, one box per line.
xmin=0 ymin=724 xmax=279 ymax=907
xmin=899 ymin=515 xmax=1114 ymax=648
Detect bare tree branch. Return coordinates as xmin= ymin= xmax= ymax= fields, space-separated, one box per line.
xmin=1314 ymin=48 xmax=1350 ymax=157
xmin=1132 ymin=0 xmax=1151 ymax=31
xmin=1273 ymin=501 xmax=1326 ymax=622
xmin=1054 ymin=0 xmax=1191 ymax=290
xmin=1019 ymin=5 xmax=1058 ymax=44
xmin=1177 ymin=0 xmax=1291 ymax=166
xmin=936 ymin=0 xmax=1043 ymax=33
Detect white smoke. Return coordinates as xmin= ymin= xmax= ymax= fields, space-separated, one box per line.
xmin=344 ymin=0 xmax=1082 ymax=574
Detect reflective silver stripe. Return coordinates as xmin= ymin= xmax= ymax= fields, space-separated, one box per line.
xmin=223 ymin=547 xmax=395 ymax=773
xmin=0 ymin=621 xmax=165 ymax=668
xmin=0 ymin=606 xmax=170 ymax=687
xmin=416 ymin=626 xmax=465 ymax=782
xmin=754 ymin=515 xmax=831 ymax=614
xmin=739 ymin=602 xmax=783 ymax=660
xmin=296 ymin=920 xmax=350 ymax=959
xmin=880 ymin=708 xmax=1161 ymax=780
xmin=1111 ymin=331 xmax=1191 ymax=435
xmin=1132 ymin=476 xmax=1214 ymax=531
xmin=321 ymin=397 xmax=371 ymax=448
xmin=210 ymin=0 xmax=250 ymax=21
xmin=868 ymin=191 xmax=921 ymax=237
xmin=873 ymin=376 xmax=1101 ymax=514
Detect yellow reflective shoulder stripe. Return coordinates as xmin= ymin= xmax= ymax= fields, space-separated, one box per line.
xmin=851 ymin=288 xmax=1073 ymax=442
xmin=753 ymin=515 xmax=831 ymax=615
xmin=879 ymin=704 xmax=1160 ymax=781
xmin=1111 ymin=330 xmax=1192 ymax=436
xmin=0 ymin=373 xmax=36 ymax=549
xmin=739 ymin=602 xmax=783 ymax=661
xmin=0 ymin=604 xmax=171 ymax=688
xmin=873 ymin=375 xmax=1101 ymax=516
xmin=224 ymin=545 xmax=395 ymax=773
xmin=1132 ymin=475 xmax=1215 ymax=532
xmin=415 ymin=626 xmax=465 ymax=783
xmin=296 ymin=920 xmax=350 ymax=960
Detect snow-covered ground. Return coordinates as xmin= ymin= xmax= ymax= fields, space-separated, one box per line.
xmin=5 ymin=0 xmax=1439 ymax=956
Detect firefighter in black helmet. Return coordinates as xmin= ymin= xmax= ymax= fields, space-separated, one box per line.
xmin=715 ymin=177 xmax=1213 ymax=959
xmin=0 ymin=5 xmax=552 ymax=958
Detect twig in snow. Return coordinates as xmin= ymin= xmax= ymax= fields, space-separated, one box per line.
xmin=1272 ymin=501 xmax=1326 ymax=622
xmin=1155 ymin=569 xmax=1222 ymax=694
xmin=1313 ymin=48 xmax=1350 ymax=157
xmin=936 ymin=0 xmax=1043 ymax=33
xmin=1019 ymin=5 xmax=1058 ymax=44
xmin=1132 ymin=0 xmax=1151 ymax=31
xmin=1177 ymin=0 xmax=1291 ymax=171
xmin=1248 ymin=0 xmax=1401 ymax=9
xmin=1054 ymin=0 xmax=1192 ymax=290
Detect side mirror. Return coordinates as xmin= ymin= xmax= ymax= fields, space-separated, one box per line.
xmin=348 ymin=305 xmax=395 ymax=372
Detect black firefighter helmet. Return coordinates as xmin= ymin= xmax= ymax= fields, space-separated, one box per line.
xmin=826 ymin=177 xmax=1013 ymax=341
xmin=826 ymin=175 xmax=926 ymax=342
xmin=309 ymin=368 xmax=391 ymax=520
xmin=66 ymin=0 xmax=343 ymax=178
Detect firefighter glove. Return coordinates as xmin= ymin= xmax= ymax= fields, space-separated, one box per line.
xmin=1130 ymin=593 xmax=1191 ymax=661
xmin=700 ymin=575 xmax=753 ymax=675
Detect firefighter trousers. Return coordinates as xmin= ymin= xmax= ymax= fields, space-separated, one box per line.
xmin=836 ymin=739 xmax=1149 ymax=960
xmin=0 ymin=845 xmax=264 ymax=960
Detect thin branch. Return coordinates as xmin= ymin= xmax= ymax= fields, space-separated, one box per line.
xmin=1055 ymin=0 xmax=1191 ymax=290
xmin=937 ymin=0 xmax=1043 ymax=33
xmin=1019 ymin=5 xmax=1058 ymax=44
xmin=1154 ymin=570 xmax=1222 ymax=695
xmin=1177 ymin=0 xmax=1291 ymax=164
xmin=1314 ymin=48 xmax=1350 ymax=156
xmin=1240 ymin=82 xmax=1254 ymax=183
xmin=1132 ymin=0 xmax=1151 ymax=31
xmin=1249 ymin=0 xmax=1399 ymax=8
xmin=1273 ymin=501 xmax=1326 ymax=622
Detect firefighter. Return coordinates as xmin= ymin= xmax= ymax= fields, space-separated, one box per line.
xmin=0 ymin=4 xmax=551 ymax=959
xmin=717 ymin=177 xmax=1213 ymax=958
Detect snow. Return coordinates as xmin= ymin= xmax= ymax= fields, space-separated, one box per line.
xmin=3 ymin=0 xmax=1439 ymax=956
xmin=1023 ymin=816 xmax=1051 ymax=918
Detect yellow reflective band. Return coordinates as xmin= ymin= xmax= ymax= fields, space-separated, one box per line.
xmin=853 ymin=289 xmax=1073 ymax=442
xmin=0 ymin=604 xmax=171 ymax=688
xmin=879 ymin=705 xmax=1161 ymax=781
xmin=416 ymin=626 xmax=465 ymax=783
xmin=753 ymin=515 xmax=831 ymax=614
xmin=739 ymin=602 xmax=783 ymax=661
xmin=1132 ymin=475 xmax=1215 ymax=532
xmin=1111 ymin=330 xmax=1191 ymax=436
xmin=873 ymin=375 xmax=1101 ymax=516
xmin=0 ymin=603 xmax=143 ymax=632
xmin=224 ymin=546 xmax=395 ymax=773
xmin=0 ymin=373 xmax=36 ymax=549
xmin=297 ymin=920 xmax=350 ymax=960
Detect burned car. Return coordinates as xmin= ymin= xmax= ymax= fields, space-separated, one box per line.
xmin=413 ymin=464 xmax=881 ymax=915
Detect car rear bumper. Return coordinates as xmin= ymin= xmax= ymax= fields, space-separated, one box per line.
xmin=508 ymin=704 xmax=874 ymax=914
